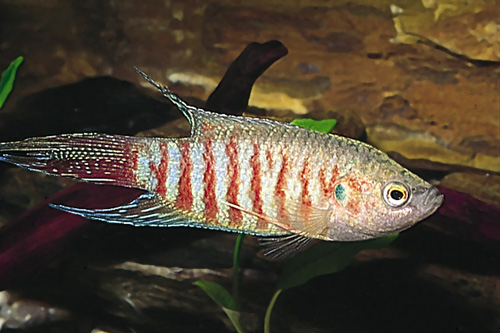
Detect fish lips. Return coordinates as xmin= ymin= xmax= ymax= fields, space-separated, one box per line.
xmin=413 ymin=185 xmax=444 ymax=219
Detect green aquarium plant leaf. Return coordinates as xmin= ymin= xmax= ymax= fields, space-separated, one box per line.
xmin=194 ymin=280 xmax=245 ymax=332
xmin=194 ymin=280 xmax=237 ymax=310
xmin=290 ymin=118 xmax=337 ymax=134
xmin=195 ymin=235 xmax=247 ymax=332
xmin=222 ymin=307 xmax=246 ymax=333
xmin=232 ymin=234 xmax=245 ymax=307
xmin=264 ymin=289 xmax=282 ymax=333
xmin=0 ymin=56 xmax=24 ymax=109
xmin=279 ymin=234 xmax=398 ymax=291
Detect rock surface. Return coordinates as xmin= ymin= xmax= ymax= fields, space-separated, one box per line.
xmin=1 ymin=0 xmax=498 ymax=187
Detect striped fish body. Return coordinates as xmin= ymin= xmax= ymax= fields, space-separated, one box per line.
xmin=0 ymin=69 xmax=443 ymax=258
xmin=131 ymin=115 xmax=344 ymax=238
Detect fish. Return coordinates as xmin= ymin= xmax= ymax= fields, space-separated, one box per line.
xmin=0 ymin=68 xmax=443 ymax=259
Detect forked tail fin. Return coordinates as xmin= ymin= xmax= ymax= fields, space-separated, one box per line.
xmin=0 ymin=133 xmax=147 ymax=189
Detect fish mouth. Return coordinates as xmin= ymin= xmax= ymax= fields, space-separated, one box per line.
xmin=423 ymin=186 xmax=443 ymax=208
xmin=416 ymin=185 xmax=444 ymax=218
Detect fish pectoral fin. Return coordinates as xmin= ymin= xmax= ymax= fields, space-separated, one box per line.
xmin=259 ymin=234 xmax=316 ymax=260
xmin=276 ymin=198 xmax=332 ymax=238
xmin=50 ymin=192 xmax=188 ymax=227
xmin=221 ymin=199 xmax=332 ymax=239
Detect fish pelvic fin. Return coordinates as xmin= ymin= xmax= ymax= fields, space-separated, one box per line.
xmin=0 ymin=133 xmax=147 ymax=189
xmin=259 ymin=234 xmax=316 ymax=261
xmin=51 ymin=192 xmax=189 ymax=227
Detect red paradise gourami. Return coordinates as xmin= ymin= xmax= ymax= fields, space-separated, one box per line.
xmin=0 ymin=69 xmax=443 ymax=259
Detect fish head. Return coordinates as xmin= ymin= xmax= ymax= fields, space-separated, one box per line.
xmin=327 ymin=159 xmax=444 ymax=241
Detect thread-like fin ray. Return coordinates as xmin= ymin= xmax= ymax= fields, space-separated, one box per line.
xmin=259 ymin=234 xmax=315 ymax=260
xmin=221 ymin=200 xmax=276 ymax=223
xmin=50 ymin=192 xmax=189 ymax=227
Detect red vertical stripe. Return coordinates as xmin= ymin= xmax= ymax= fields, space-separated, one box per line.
xmin=319 ymin=165 xmax=328 ymax=195
xmin=226 ymin=136 xmax=242 ymax=227
xmin=122 ymin=142 xmax=140 ymax=187
xmin=176 ymin=141 xmax=193 ymax=211
xmin=320 ymin=164 xmax=339 ymax=196
xmin=329 ymin=165 xmax=339 ymax=194
xmin=203 ymin=138 xmax=218 ymax=222
xmin=149 ymin=142 xmax=169 ymax=197
xmin=300 ymin=158 xmax=311 ymax=205
xmin=266 ymin=148 xmax=274 ymax=170
xmin=299 ymin=157 xmax=312 ymax=220
xmin=251 ymin=143 xmax=265 ymax=230
xmin=275 ymin=151 xmax=289 ymax=223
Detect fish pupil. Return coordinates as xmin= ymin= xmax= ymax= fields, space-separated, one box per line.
xmin=390 ymin=189 xmax=404 ymax=201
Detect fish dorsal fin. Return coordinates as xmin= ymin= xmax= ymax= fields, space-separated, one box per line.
xmin=259 ymin=234 xmax=316 ymax=260
xmin=134 ymin=67 xmax=203 ymax=137
xmin=50 ymin=192 xmax=189 ymax=227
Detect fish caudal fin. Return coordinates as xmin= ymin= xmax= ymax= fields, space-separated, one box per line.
xmin=0 ymin=133 xmax=146 ymax=188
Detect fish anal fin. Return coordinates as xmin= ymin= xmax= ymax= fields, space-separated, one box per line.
xmin=50 ymin=192 xmax=188 ymax=227
xmin=259 ymin=234 xmax=316 ymax=261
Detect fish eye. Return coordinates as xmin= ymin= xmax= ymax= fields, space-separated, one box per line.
xmin=382 ymin=181 xmax=410 ymax=207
